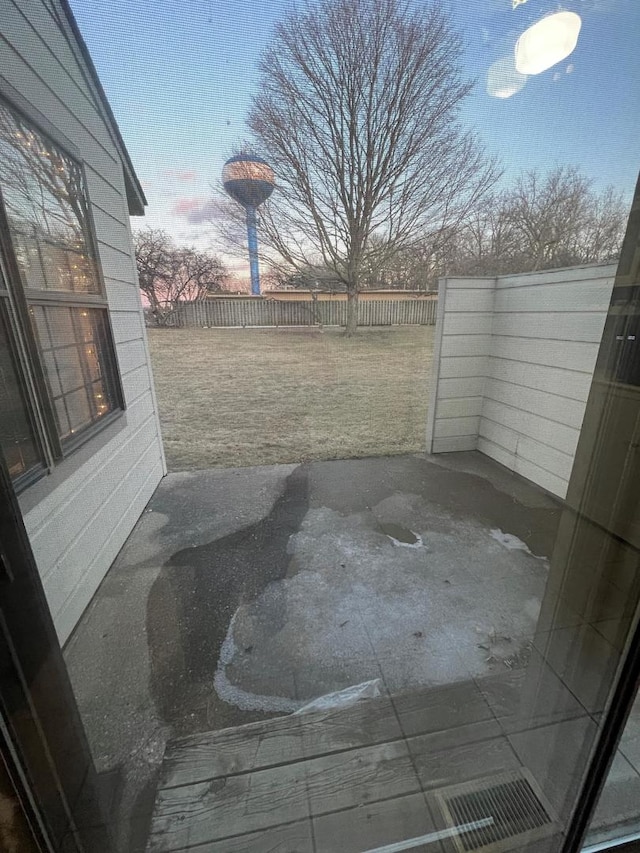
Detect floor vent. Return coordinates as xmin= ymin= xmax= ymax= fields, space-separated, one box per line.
xmin=433 ymin=769 xmax=557 ymax=853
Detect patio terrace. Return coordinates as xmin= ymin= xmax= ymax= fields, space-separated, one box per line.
xmin=62 ymin=452 xmax=640 ymax=852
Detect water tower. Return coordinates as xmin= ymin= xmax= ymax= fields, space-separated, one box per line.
xmin=222 ymin=154 xmax=275 ymax=295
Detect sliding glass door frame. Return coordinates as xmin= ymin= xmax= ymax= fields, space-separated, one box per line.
xmin=563 ymin=612 xmax=640 ymax=852
xmin=0 ymin=447 xmax=111 ymax=852
xmin=0 ymin=413 xmax=638 ymax=853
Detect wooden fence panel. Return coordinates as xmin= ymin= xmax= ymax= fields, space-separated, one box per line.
xmin=172 ymin=296 xmax=437 ymax=328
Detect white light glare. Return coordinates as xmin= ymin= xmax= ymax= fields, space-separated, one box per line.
xmin=487 ymin=56 xmax=527 ymax=99
xmin=515 ymin=12 xmax=582 ymax=76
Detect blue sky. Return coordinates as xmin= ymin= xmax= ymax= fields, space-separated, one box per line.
xmin=71 ymin=0 xmax=640 ymax=257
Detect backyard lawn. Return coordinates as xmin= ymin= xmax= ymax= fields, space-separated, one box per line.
xmin=147 ymin=326 xmax=434 ymax=471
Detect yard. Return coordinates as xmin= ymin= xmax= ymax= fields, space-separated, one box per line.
xmin=147 ymin=325 xmax=435 ymax=471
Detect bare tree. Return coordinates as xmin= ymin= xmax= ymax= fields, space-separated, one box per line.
xmin=365 ymin=165 xmax=628 ymax=286
xmin=134 ymin=228 xmax=228 ymax=326
xmin=247 ymin=0 xmax=500 ymax=334
xmin=505 ymin=166 xmax=592 ymax=271
xmin=134 ymin=228 xmax=174 ymax=322
xmin=570 ymin=185 xmax=628 ymax=264
xmin=500 ymin=166 xmax=627 ymax=271
xmin=443 ymin=166 xmax=628 ymax=276
xmin=0 ymin=101 xmax=89 ymax=239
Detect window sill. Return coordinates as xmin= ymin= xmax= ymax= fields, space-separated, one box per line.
xmin=12 ymin=463 xmax=48 ymax=496
xmin=60 ymin=408 xmax=123 ymax=457
xmin=18 ymin=409 xmax=128 ymax=516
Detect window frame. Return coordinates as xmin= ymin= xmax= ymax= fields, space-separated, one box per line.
xmin=0 ymin=93 xmax=126 ymax=492
xmin=0 ymin=292 xmax=47 ymax=492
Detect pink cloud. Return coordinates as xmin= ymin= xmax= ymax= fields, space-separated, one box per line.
xmin=172 ymin=196 xmax=206 ymax=215
xmin=171 ymin=197 xmax=224 ymax=224
xmin=185 ymin=199 xmax=220 ymax=224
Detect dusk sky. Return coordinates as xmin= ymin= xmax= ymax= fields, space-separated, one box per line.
xmin=70 ymin=0 xmax=640 ymax=270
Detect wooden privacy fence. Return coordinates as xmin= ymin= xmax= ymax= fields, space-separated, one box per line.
xmin=173 ymin=295 xmax=438 ymax=328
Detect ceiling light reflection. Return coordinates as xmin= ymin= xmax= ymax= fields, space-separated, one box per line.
xmin=515 ymin=12 xmax=582 ymax=76
xmin=487 ymin=56 xmax=527 ymax=99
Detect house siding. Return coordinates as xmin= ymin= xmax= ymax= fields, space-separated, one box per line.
xmin=425 ymin=277 xmax=494 ymax=454
xmin=427 ymin=263 xmax=616 ymax=500
xmin=4 ymin=0 xmax=165 ymax=643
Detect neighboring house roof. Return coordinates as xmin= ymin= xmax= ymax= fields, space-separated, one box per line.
xmin=58 ymin=0 xmax=147 ymax=215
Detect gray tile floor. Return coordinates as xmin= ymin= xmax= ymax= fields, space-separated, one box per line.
xmin=147 ymin=674 xmax=576 ymax=852
xmin=146 ymin=670 xmax=640 ymax=852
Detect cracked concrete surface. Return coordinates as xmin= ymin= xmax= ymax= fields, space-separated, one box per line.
xmin=63 ymin=451 xmax=561 ymax=851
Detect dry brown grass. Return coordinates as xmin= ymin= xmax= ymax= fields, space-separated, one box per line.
xmin=147 ymin=326 xmax=434 ymax=471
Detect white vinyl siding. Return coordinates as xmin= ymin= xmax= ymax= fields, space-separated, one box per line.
xmin=426 ymin=277 xmax=494 ymax=455
xmin=5 ymin=0 xmax=164 ymax=643
xmin=427 ymin=263 xmax=616 ymax=500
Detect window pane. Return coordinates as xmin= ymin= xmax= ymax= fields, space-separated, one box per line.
xmin=0 ymin=303 xmax=41 ymax=480
xmin=64 ymin=387 xmax=93 ymax=434
xmin=53 ymin=345 xmax=86 ymax=394
xmin=30 ymin=305 xmax=119 ymax=443
xmin=0 ymin=103 xmax=100 ymax=294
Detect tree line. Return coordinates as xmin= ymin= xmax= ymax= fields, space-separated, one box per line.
xmin=134 ymin=229 xmax=227 ymax=326
xmin=218 ymin=161 xmax=626 ymax=296
xmin=361 ymin=166 xmax=627 ymax=291
xmin=138 ymin=160 xmax=626 ymax=326
xmin=216 ymin=0 xmax=627 ymax=332
xmin=140 ymin=0 xmax=629 ymax=330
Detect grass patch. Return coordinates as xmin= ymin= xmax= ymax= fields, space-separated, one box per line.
xmin=147 ymin=326 xmax=434 ymax=471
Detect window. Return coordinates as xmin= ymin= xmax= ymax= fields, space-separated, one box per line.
xmin=0 ymin=100 xmax=123 ymax=490
xmin=0 ymin=305 xmax=41 ymax=481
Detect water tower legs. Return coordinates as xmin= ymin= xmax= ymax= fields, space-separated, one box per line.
xmin=246 ymin=206 xmax=260 ymax=295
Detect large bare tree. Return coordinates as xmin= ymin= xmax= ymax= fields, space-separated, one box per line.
xmin=134 ymin=228 xmax=228 ymax=326
xmin=247 ymin=0 xmax=500 ymax=334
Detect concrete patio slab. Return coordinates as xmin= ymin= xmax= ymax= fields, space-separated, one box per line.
xmin=63 ymin=451 xmax=563 ymax=851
